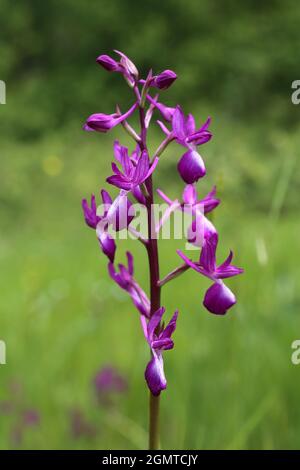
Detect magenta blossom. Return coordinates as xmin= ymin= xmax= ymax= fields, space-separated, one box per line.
xmin=142 ymin=307 xmax=178 ymax=396
xmin=96 ymin=51 xmax=139 ymax=86
xmin=152 ymin=70 xmax=177 ymax=90
xmin=82 ymin=190 xmax=116 ymax=261
xmin=173 ymin=107 xmax=212 ymax=183
xmin=178 ymin=234 xmax=243 ymax=315
xmin=108 ymin=252 xmax=150 ymax=318
xmin=107 ymin=145 xmax=158 ymax=191
xmin=84 ymin=102 xmax=138 ymax=133
xmin=82 ymin=189 xmax=135 ymax=262
xmin=96 ymin=54 xmax=122 ymax=72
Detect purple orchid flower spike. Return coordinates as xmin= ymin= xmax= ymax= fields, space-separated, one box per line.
xmin=107 ymin=145 xmax=159 ymax=191
xmin=178 ymin=234 xmax=243 ymax=315
xmin=144 ymin=307 xmax=178 ymax=396
xmin=82 ymin=50 xmax=244 ymax=448
xmin=108 ymin=252 xmax=150 ymax=318
xmin=84 ymin=102 xmax=138 ymax=133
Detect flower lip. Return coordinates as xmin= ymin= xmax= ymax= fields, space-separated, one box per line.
xmin=177 ymin=149 xmax=206 ymax=184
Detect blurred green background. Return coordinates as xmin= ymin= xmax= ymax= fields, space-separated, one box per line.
xmin=1 ymin=0 xmax=300 ymax=449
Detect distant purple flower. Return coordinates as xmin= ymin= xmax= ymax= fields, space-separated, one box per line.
xmin=23 ymin=409 xmax=40 ymax=427
xmin=107 ymin=145 xmax=158 ymax=191
xmin=108 ymin=252 xmax=150 ymax=317
xmin=94 ymin=366 xmax=128 ymax=396
xmin=70 ymin=409 xmax=97 ymax=439
xmin=143 ymin=307 xmax=178 ymax=396
xmin=83 ymin=102 xmax=138 ymax=133
xmin=178 ymin=233 xmax=243 ymax=315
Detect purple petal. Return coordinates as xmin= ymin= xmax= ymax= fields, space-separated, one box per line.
xmin=113 ymin=140 xmax=123 ymax=162
xmin=82 ymin=195 xmax=99 ymax=229
xmin=98 ymin=231 xmax=116 ymax=262
xmin=147 ymin=307 xmax=165 ymax=342
xmin=182 ymin=184 xmax=197 ymax=205
xmin=177 ymin=250 xmax=203 ymax=274
xmin=145 ymin=156 xmax=159 ymax=180
xmin=96 ymin=54 xmax=120 ymax=72
xmin=132 ymin=185 xmax=146 ymax=205
xmin=85 ymin=113 xmax=116 ymax=133
xmin=177 ymin=150 xmax=206 ymax=184
xmin=215 ymin=251 xmax=244 ymax=279
xmin=198 ymin=186 xmax=220 ymax=214
xmin=199 ymin=231 xmax=218 ymax=272
xmin=83 ymin=123 xmax=95 ymax=132
xmin=152 ymin=338 xmax=174 ymax=350
xmin=185 ymin=114 xmax=196 ymax=135
xmin=187 ymin=215 xmax=217 ymax=249
xmin=106 ymin=175 xmax=132 ymax=190
xmin=172 ymin=106 xmax=186 ymax=141
xmin=114 ymin=50 xmax=138 ymax=79
xmin=145 ymin=353 xmax=167 ymax=396
xmin=146 ymin=96 xmax=175 ymax=122
xmin=133 ymin=150 xmax=149 ymax=184
xmin=161 ymin=310 xmax=178 ymax=340
xmin=107 ymin=193 xmax=134 ymax=231
xmin=119 ymin=147 xmax=133 ymax=176
xmin=152 ymin=70 xmax=177 ymax=90
xmin=203 ymin=282 xmax=236 ymax=315
xmin=101 ymin=189 xmax=112 ymax=206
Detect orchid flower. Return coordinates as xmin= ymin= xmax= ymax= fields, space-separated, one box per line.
xmin=106 ymin=145 xmax=159 ymax=191
xmin=142 ymin=307 xmax=178 ymax=396
xmin=178 ymin=234 xmax=243 ymax=315
xmin=82 ymin=190 xmax=116 ymax=262
xmin=83 ymin=102 xmax=138 ymax=133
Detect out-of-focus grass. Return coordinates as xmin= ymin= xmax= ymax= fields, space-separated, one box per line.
xmin=0 ymin=114 xmax=300 ymax=449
